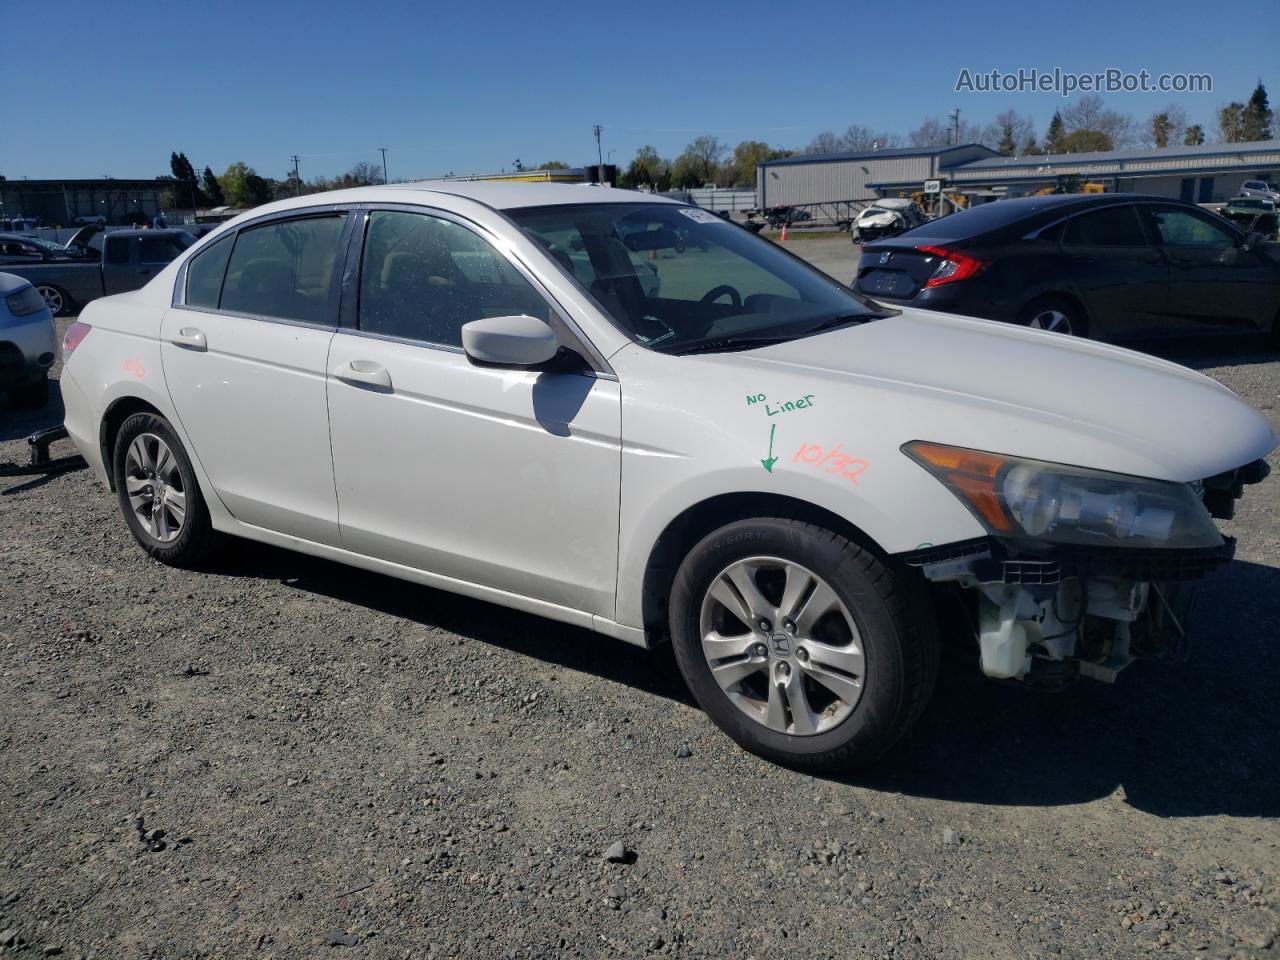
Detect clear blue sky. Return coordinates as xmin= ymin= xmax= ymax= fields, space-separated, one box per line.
xmin=3 ymin=0 xmax=1276 ymax=183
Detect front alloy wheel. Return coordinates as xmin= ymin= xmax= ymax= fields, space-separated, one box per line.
xmin=1026 ymin=308 xmax=1073 ymax=335
xmin=35 ymin=285 xmax=66 ymax=317
xmin=669 ymin=518 xmax=938 ymax=771
xmin=700 ymin=557 xmax=865 ymax=736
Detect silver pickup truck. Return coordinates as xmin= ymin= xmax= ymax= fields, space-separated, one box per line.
xmin=4 ymin=229 xmax=195 ymax=317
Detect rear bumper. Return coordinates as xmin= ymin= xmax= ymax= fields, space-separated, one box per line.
xmin=0 ymin=316 xmax=57 ymax=387
xmin=60 ymin=367 xmax=110 ymax=486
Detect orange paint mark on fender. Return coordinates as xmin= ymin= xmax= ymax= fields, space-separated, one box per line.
xmin=123 ymin=357 xmax=146 ymax=380
xmin=792 ymin=443 xmax=868 ymax=484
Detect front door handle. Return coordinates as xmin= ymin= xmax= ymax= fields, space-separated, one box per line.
xmin=333 ymin=359 xmax=392 ymax=389
xmin=170 ymin=326 xmax=207 ymax=351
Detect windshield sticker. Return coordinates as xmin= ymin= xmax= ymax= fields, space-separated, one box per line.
xmin=678 ymin=207 xmax=722 ymax=225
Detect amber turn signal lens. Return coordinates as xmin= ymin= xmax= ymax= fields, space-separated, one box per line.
xmin=903 ymin=441 xmax=1014 ymax=532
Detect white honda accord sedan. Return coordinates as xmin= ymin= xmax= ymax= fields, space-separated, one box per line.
xmin=59 ymin=182 xmax=1276 ymax=769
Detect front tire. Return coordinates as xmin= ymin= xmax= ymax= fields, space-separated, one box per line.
xmin=112 ymin=412 xmax=214 ymax=566
xmin=669 ymin=518 xmax=938 ymax=771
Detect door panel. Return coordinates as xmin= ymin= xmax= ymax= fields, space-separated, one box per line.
xmin=1059 ymin=205 xmax=1168 ymax=336
xmin=160 ymin=211 xmax=349 ymax=543
xmin=326 ymin=206 xmax=621 ymax=616
xmin=1144 ymin=205 xmax=1276 ymax=331
xmin=102 ymin=235 xmax=136 ymax=295
xmin=327 ymin=335 xmax=622 ymax=614
xmin=161 ymin=311 xmax=340 ymax=542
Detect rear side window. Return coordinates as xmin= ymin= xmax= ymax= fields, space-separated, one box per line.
xmin=1062 ymin=206 xmax=1147 ymax=246
xmin=220 ymin=215 xmax=346 ymax=323
xmin=358 ymin=210 xmax=550 ymax=347
xmin=185 ymin=235 xmax=233 ymax=309
xmin=105 ymin=237 xmax=131 ymax=265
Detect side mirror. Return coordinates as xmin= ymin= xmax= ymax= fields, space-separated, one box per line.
xmin=461 ymin=314 xmax=559 ymax=368
xmin=1242 ymin=231 xmax=1264 ymax=252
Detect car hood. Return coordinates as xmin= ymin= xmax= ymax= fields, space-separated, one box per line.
xmin=717 ymin=308 xmax=1277 ymax=483
xmin=857 ymin=211 xmax=903 ymax=226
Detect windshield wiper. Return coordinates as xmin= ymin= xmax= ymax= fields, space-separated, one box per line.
xmin=668 ymin=335 xmax=798 ymax=356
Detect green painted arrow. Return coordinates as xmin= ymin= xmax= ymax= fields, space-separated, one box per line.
xmin=761 ymin=423 xmax=778 ymax=473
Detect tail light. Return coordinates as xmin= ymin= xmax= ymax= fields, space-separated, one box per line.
xmin=917 ymin=245 xmax=990 ymax=288
xmin=62 ymin=321 xmax=92 ymax=360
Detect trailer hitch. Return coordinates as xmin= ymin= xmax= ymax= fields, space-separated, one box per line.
xmin=0 ymin=424 xmax=85 ymax=477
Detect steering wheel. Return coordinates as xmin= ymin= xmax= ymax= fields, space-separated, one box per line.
xmin=700 ymin=284 xmax=742 ymax=308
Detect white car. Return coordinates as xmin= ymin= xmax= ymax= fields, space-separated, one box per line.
xmin=59 ymin=183 xmax=1276 ymax=769
xmin=851 ymin=198 xmax=926 ymax=244
xmin=1237 ymin=180 xmax=1280 ymax=203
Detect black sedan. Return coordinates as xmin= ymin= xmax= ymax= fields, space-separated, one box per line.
xmin=853 ymin=194 xmax=1280 ymax=341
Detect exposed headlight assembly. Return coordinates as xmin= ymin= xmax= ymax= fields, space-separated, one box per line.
xmin=904 ymin=441 xmax=1222 ymax=549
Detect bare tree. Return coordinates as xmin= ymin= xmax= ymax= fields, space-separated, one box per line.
xmin=983 ymin=110 xmax=1036 ymax=156
xmin=1061 ymin=95 xmax=1136 ymax=148
xmin=839 ymin=125 xmax=899 ymax=151
xmin=804 ymin=130 xmax=844 ymax=155
xmin=909 ymin=116 xmax=982 ymax=147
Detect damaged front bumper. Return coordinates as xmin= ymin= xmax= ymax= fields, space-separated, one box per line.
xmin=904 ymin=536 xmax=1233 ymax=684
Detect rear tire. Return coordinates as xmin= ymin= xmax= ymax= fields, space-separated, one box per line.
xmin=8 ymin=372 xmax=48 ymax=409
xmin=669 ymin=518 xmax=938 ymax=771
xmin=112 ymin=412 xmax=215 ymax=567
xmin=1018 ymin=296 xmax=1085 ymax=337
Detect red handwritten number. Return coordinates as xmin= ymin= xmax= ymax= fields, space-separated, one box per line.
xmin=791 ymin=443 xmax=868 ymax=484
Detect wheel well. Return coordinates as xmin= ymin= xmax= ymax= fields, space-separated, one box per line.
xmin=640 ymin=493 xmax=889 ymax=643
xmin=1019 ymin=291 xmax=1089 ymax=329
xmin=99 ymin=397 xmax=163 ymax=490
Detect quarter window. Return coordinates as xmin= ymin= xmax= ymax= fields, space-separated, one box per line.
xmin=220 ymin=215 xmax=346 ymax=323
xmin=358 ymin=210 xmax=550 ymax=347
xmin=184 ymin=235 xmax=233 ymax=309
xmin=1062 ymin=206 xmax=1147 ymax=246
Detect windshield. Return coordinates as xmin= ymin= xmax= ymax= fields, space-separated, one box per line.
xmin=27 ymin=238 xmax=67 ymax=255
xmin=507 ymin=202 xmax=886 ymax=354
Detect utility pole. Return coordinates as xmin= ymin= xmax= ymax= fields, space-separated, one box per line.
xmin=593 ymin=124 xmax=603 ymax=182
xmin=290 ymin=155 xmax=301 ymax=196
xmin=378 ymin=147 xmax=389 ymax=184
xmin=948 ymin=108 xmax=962 ymax=145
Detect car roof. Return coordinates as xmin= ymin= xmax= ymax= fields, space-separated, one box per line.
xmin=384 ymin=180 xmax=679 ymax=210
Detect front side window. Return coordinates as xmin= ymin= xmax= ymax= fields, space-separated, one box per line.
xmin=508 ymin=202 xmax=885 ymax=354
xmin=1147 ymin=207 xmax=1237 ymax=248
xmin=1063 ymin=206 xmax=1147 ymax=246
xmin=184 ymin=235 xmax=233 ymax=309
xmin=358 ymin=210 xmax=550 ymax=347
xmin=220 ymin=215 xmax=346 ymax=323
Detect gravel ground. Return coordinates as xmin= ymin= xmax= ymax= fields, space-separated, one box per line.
xmin=0 ymin=311 xmax=1277 ymax=960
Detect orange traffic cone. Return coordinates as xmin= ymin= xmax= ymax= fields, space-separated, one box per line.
xmin=780 ymin=224 xmax=788 ymax=241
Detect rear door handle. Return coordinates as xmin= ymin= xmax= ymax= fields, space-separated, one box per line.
xmin=333 ymin=359 xmax=392 ymax=389
xmin=170 ymin=326 xmax=207 ymax=351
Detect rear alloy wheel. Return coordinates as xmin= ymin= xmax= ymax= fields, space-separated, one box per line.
xmin=1018 ymin=297 xmax=1084 ymax=337
xmin=669 ymin=518 xmax=938 ymax=771
xmin=35 ymin=284 xmax=71 ymax=318
xmin=112 ymin=412 xmax=214 ymax=566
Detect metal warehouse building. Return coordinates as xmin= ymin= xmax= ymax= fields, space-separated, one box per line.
xmin=756 ymin=144 xmax=998 ymax=210
xmin=0 ymin=178 xmax=174 ymax=227
xmin=870 ymin=140 xmax=1280 ymax=204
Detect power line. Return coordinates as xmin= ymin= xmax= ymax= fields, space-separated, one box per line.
xmin=593 ymin=124 xmax=603 ymax=181
xmin=290 ymin=154 xmax=301 ymax=196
